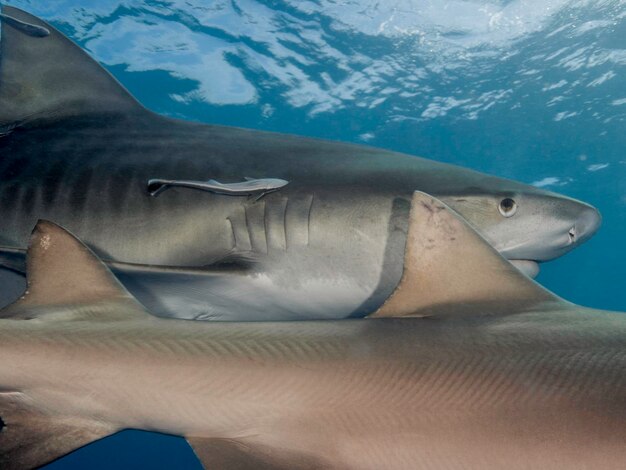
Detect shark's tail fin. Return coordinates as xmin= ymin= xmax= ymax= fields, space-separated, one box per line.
xmin=0 ymin=6 xmax=145 ymax=127
xmin=370 ymin=191 xmax=569 ymax=318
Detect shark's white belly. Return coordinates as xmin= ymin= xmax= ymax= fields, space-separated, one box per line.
xmin=120 ymin=270 xmax=376 ymax=321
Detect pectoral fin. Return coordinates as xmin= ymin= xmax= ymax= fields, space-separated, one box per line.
xmin=186 ymin=437 xmax=331 ymax=470
xmin=370 ymin=192 xmax=565 ymax=318
xmin=0 ymin=392 xmax=115 ymax=470
xmin=0 ymin=220 xmax=151 ymax=321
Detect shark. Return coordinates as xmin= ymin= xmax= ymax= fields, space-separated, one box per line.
xmin=0 ymin=6 xmax=601 ymax=320
xmin=0 ymin=191 xmax=623 ymax=470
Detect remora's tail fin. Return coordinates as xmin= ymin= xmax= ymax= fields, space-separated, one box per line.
xmin=0 ymin=6 xmax=144 ymax=126
xmin=0 ymin=220 xmax=150 ymax=320
xmin=370 ymin=192 xmax=569 ymax=318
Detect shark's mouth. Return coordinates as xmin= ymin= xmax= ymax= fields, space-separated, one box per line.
xmin=509 ymin=260 xmax=540 ymax=278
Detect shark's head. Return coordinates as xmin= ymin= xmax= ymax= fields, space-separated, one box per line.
xmin=436 ymin=177 xmax=601 ymax=278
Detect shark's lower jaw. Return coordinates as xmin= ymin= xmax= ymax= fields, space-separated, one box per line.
xmin=509 ymin=260 xmax=540 ymax=278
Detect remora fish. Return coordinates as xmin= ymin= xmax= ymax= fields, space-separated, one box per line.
xmin=0 ymin=192 xmax=624 ymax=470
xmin=147 ymin=177 xmax=289 ymax=199
xmin=0 ymin=7 xmax=601 ymax=320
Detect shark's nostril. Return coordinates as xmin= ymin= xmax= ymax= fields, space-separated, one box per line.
xmin=568 ymin=227 xmax=577 ymax=244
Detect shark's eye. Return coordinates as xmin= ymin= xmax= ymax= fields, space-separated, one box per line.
xmin=499 ymin=198 xmax=517 ymax=217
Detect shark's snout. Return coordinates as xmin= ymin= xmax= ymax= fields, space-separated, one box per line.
xmin=506 ymin=203 xmax=600 ymax=279
xmin=519 ymin=199 xmax=601 ymax=271
xmin=541 ymin=199 xmax=602 ymax=260
xmin=480 ymin=193 xmax=602 ymax=279
xmin=568 ymin=204 xmax=601 ymax=246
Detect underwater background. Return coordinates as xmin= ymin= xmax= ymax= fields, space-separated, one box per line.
xmin=2 ymin=0 xmax=625 ymax=468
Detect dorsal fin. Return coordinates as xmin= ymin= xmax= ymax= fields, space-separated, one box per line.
xmin=0 ymin=6 xmax=144 ymax=126
xmin=0 ymin=220 xmax=149 ymax=320
xmin=370 ymin=192 xmax=567 ymax=318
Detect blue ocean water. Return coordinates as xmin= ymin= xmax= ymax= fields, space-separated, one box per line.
xmin=2 ymin=0 xmax=625 ymax=468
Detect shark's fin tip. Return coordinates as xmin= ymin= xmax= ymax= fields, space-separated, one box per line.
xmin=0 ymin=5 xmax=144 ymax=126
xmin=0 ymin=220 xmax=150 ymax=320
xmin=187 ymin=436 xmax=331 ymax=470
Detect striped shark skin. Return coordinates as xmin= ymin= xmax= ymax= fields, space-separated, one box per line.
xmin=0 ymin=192 xmax=623 ymax=469
xmin=0 ymin=6 xmax=601 ymax=320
